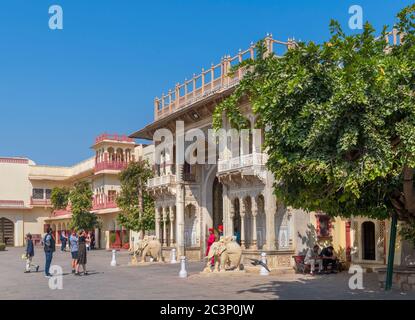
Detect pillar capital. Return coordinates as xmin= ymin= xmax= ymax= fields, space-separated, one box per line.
xmin=240 ymin=200 xmax=247 ymax=218
xmin=162 ymin=207 xmax=168 ymax=221
xmin=155 ymin=208 xmax=161 ymax=221
xmin=169 ymin=206 xmax=175 ymax=221
xmin=251 ymin=195 xmax=258 ymax=217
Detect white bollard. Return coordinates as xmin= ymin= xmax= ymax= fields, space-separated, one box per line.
xmin=111 ymin=250 xmax=117 ymax=267
xmin=260 ymin=252 xmax=269 ymax=276
xmin=179 ymin=256 xmax=188 ymax=278
xmin=171 ymin=248 xmax=178 ymax=264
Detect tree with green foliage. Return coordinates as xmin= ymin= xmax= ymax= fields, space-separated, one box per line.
xmin=69 ymin=181 xmax=100 ymax=231
xmin=214 ymin=5 xmax=415 ymax=244
xmin=50 ymin=187 xmax=70 ymax=210
xmin=51 ymin=182 xmax=100 ymax=232
xmin=116 ymin=160 xmax=155 ymax=235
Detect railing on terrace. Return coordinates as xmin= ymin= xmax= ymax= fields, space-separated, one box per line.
xmin=92 ymin=195 xmax=118 ymax=210
xmin=52 ymin=205 xmax=72 ymax=217
xmin=147 ymin=174 xmax=176 ymax=188
xmin=30 ymin=198 xmax=52 ymax=206
xmin=95 ymin=134 xmax=135 ymax=145
xmin=154 ymin=29 xmax=404 ymax=122
xmin=154 ymin=34 xmax=294 ymax=121
xmin=0 ymin=200 xmax=25 ymax=208
xmin=218 ymin=153 xmax=268 ymax=173
xmin=94 ymin=161 xmax=128 ymax=173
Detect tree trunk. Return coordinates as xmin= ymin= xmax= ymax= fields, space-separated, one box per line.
xmin=403 ymin=166 xmax=415 ymax=214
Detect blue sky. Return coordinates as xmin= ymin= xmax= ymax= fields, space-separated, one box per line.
xmin=0 ymin=0 xmax=413 ymax=166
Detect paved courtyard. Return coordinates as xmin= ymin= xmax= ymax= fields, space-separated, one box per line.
xmin=0 ymin=247 xmax=414 ymax=300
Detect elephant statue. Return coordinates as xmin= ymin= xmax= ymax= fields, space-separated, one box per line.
xmin=204 ymin=236 xmax=243 ymax=273
xmin=135 ymin=236 xmax=163 ymax=263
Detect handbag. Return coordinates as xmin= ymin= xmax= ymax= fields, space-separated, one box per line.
xmin=21 ymin=253 xmax=28 ymax=260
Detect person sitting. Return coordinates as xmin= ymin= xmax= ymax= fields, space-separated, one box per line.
xmin=218 ymin=225 xmax=224 ymax=239
xmin=320 ymin=245 xmax=338 ymax=273
xmin=304 ymin=244 xmax=323 ymax=275
xmin=234 ymin=228 xmax=241 ymax=245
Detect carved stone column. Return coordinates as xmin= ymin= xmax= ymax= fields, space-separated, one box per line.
xmin=229 ymin=201 xmax=235 ymax=239
xmin=265 ymin=171 xmax=277 ymax=250
xmin=176 ymin=164 xmax=185 ymax=256
xmin=162 ymin=207 xmax=168 ymax=247
xmin=251 ymin=195 xmax=258 ymax=250
xmin=240 ymin=199 xmax=246 ymax=250
xmin=169 ymin=206 xmax=175 ymax=246
xmin=155 ymin=207 xmax=161 ymax=242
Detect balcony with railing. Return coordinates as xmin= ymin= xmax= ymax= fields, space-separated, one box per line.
xmin=30 ymin=197 xmax=52 ymax=206
xmin=153 ymin=34 xmax=293 ymax=121
xmin=94 ymin=161 xmax=128 ymax=173
xmin=147 ymin=174 xmax=176 ymax=189
xmin=92 ymin=195 xmax=118 ymax=211
xmin=218 ymin=153 xmax=268 ymax=173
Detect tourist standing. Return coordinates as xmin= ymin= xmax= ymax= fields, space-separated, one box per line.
xmin=69 ymin=231 xmax=79 ymax=274
xmin=43 ymin=228 xmax=55 ymax=278
xmin=75 ymin=230 xmax=89 ymax=276
xmin=206 ymin=228 xmax=216 ymax=266
xmin=60 ymin=230 xmax=68 ymax=252
xmin=24 ymin=233 xmax=39 ymax=273
xmin=90 ymin=232 xmax=96 ymax=250
xmin=86 ymin=232 xmax=91 ymax=251
xmin=234 ymin=227 xmax=241 ymax=245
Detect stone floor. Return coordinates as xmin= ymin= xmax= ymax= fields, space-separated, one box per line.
xmin=0 ymin=247 xmax=414 ymax=300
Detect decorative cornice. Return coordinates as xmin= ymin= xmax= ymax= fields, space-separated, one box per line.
xmin=0 ymin=158 xmax=29 ymax=164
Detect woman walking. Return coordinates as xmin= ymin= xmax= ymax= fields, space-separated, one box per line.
xmin=75 ymin=230 xmax=89 ymax=276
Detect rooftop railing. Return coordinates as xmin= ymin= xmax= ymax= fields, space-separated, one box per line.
xmin=0 ymin=200 xmax=25 ymax=208
xmin=154 ymin=34 xmax=294 ymax=121
xmin=153 ymin=29 xmax=404 ymax=122
xmin=384 ymin=28 xmax=404 ymax=46
xmin=95 ymin=134 xmax=135 ymax=145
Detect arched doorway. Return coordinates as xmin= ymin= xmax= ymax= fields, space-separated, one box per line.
xmin=184 ymin=204 xmax=198 ymax=247
xmin=0 ymin=218 xmax=14 ymax=246
xmin=212 ymin=177 xmax=223 ymax=229
xmin=362 ymin=221 xmax=376 ymax=260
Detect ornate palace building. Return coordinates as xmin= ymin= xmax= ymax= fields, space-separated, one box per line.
xmin=0 ymin=134 xmax=146 ymax=250
xmin=1 ymin=31 xmax=405 ymax=270
xmin=130 ymin=35 xmax=339 ymax=268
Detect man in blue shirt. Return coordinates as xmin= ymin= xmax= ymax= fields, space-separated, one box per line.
xmin=24 ymin=233 xmax=39 ymax=273
xmin=43 ymin=228 xmax=56 ymax=277
xmin=69 ymin=231 xmax=79 ymax=274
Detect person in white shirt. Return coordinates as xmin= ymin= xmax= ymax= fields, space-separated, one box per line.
xmin=304 ymin=244 xmax=323 ymax=275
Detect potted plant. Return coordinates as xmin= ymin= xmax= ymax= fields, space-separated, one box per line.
xmin=0 ymin=243 xmax=6 ymax=251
